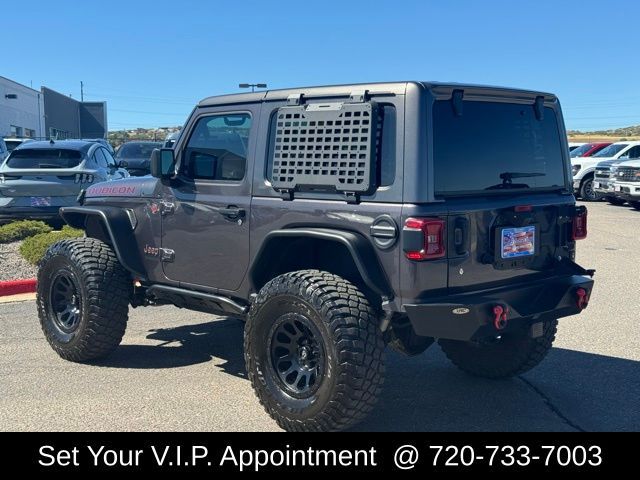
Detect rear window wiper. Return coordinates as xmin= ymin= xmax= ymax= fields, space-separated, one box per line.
xmin=485 ymin=171 xmax=546 ymax=190
xmin=500 ymin=172 xmax=546 ymax=182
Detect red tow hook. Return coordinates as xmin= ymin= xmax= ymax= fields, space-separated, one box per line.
xmin=576 ymin=287 xmax=589 ymax=310
xmin=493 ymin=304 xmax=509 ymax=330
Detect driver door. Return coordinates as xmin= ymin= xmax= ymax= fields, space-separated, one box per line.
xmin=160 ymin=107 xmax=258 ymax=292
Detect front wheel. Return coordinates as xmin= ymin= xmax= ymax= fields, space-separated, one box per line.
xmin=439 ymin=319 xmax=557 ymax=378
xmin=245 ymin=270 xmax=385 ymax=432
xmin=37 ymin=237 xmax=131 ymax=362
xmin=579 ymin=176 xmax=601 ymax=201
xmin=630 ymin=201 xmax=640 ymax=211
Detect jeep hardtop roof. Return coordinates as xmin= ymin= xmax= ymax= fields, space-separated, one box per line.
xmin=198 ymin=81 xmax=557 ymax=107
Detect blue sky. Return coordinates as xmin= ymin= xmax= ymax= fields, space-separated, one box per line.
xmin=5 ymin=0 xmax=639 ymax=131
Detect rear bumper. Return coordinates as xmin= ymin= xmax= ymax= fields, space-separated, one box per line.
xmin=404 ymin=273 xmax=594 ymax=342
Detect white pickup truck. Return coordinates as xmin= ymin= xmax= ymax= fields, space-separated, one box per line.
xmin=572 ymin=141 xmax=640 ymax=201
xmin=612 ymin=160 xmax=640 ymax=209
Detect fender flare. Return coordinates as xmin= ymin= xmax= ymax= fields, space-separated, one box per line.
xmin=250 ymin=228 xmax=394 ymax=300
xmin=60 ymin=206 xmax=147 ymax=279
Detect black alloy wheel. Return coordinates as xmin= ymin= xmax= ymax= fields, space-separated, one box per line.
xmin=269 ymin=313 xmax=325 ymax=398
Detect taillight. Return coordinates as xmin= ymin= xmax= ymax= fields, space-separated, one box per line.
xmin=403 ymin=218 xmax=446 ymax=260
xmin=572 ymin=207 xmax=588 ymax=240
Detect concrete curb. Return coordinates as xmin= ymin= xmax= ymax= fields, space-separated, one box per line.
xmin=0 ymin=279 xmax=37 ymax=297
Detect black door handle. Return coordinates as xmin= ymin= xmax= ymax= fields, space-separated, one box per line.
xmin=218 ymin=206 xmax=245 ymax=219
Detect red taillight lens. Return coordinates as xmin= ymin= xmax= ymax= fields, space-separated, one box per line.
xmin=403 ymin=218 xmax=446 ymax=260
xmin=572 ymin=208 xmax=588 ymax=240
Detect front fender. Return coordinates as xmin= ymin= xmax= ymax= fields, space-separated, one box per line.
xmin=60 ymin=206 xmax=147 ymax=279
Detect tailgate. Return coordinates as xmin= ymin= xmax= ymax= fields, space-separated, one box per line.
xmin=446 ymin=195 xmax=576 ymax=292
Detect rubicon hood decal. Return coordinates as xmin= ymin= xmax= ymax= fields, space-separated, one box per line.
xmin=85 ymin=177 xmax=161 ymax=198
xmin=86 ymin=185 xmax=138 ymax=196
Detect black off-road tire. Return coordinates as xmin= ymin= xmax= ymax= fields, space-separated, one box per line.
xmin=37 ymin=237 xmax=131 ymax=362
xmin=438 ymin=319 xmax=558 ymax=379
xmin=630 ymin=201 xmax=640 ymax=211
xmin=245 ymin=270 xmax=385 ymax=432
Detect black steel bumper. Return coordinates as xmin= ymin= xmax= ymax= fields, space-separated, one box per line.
xmin=0 ymin=207 xmax=62 ymax=222
xmin=404 ymin=272 xmax=594 ymax=342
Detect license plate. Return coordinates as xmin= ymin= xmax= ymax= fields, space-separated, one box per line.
xmin=501 ymin=226 xmax=536 ymax=259
xmin=593 ymin=182 xmax=600 ymax=189
xmin=30 ymin=196 xmax=51 ymax=207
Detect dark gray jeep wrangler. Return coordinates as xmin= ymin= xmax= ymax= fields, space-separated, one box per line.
xmin=37 ymin=82 xmax=595 ymax=431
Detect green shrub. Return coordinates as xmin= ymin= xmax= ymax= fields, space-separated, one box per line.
xmin=19 ymin=226 xmax=84 ymax=265
xmin=0 ymin=220 xmax=53 ymax=244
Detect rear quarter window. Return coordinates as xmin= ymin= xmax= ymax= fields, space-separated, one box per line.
xmin=266 ymin=103 xmax=397 ymax=188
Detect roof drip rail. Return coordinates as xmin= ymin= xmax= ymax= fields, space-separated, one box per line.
xmin=534 ymin=96 xmax=545 ymax=121
xmin=452 ymin=89 xmax=464 ymax=116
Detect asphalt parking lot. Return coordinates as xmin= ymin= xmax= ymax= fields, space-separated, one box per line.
xmin=0 ymin=201 xmax=638 ymax=432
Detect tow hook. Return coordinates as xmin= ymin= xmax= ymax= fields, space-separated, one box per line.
xmin=493 ymin=304 xmax=509 ymax=330
xmin=576 ymin=287 xmax=589 ymax=310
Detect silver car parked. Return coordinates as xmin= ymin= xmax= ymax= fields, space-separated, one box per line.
xmin=0 ymin=140 xmax=129 ymax=224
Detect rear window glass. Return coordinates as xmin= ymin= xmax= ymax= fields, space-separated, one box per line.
xmin=7 ymin=149 xmax=83 ymax=169
xmin=433 ymin=100 xmax=567 ymax=195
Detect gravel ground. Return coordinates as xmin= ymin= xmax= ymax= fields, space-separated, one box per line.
xmin=0 ymin=241 xmax=38 ymax=281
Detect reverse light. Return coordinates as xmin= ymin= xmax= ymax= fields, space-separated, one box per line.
xmin=403 ymin=218 xmax=446 ymax=260
xmin=572 ymin=207 xmax=588 ymax=240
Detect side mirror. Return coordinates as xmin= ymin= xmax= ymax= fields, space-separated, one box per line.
xmin=118 ymin=160 xmax=128 ymax=168
xmin=150 ymin=148 xmax=176 ymax=178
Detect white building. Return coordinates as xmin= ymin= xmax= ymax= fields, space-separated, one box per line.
xmin=0 ymin=76 xmax=45 ymax=138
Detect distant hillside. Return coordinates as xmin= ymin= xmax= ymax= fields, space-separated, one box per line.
xmin=568 ymin=124 xmax=640 ymax=139
xmin=108 ymin=127 xmax=181 ymax=148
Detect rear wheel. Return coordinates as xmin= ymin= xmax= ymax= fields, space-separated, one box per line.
xmin=631 ymin=201 xmax=640 ymax=211
xmin=579 ymin=176 xmax=600 ymax=201
xmin=245 ymin=270 xmax=385 ymax=431
xmin=439 ymin=319 xmax=557 ymax=378
xmin=37 ymin=237 xmax=131 ymax=362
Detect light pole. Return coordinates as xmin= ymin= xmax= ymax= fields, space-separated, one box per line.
xmin=239 ymin=83 xmax=267 ymax=93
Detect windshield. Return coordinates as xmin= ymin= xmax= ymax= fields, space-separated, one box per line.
xmin=6 ymin=149 xmax=83 ymax=169
xmin=433 ymin=100 xmax=567 ymax=195
xmin=593 ymin=144 xmax=628 ymax=158
xmin=570 ymin=143 xmax=595 ymax=157
xmin=116 ymin=142 xmax=162 ymax=159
